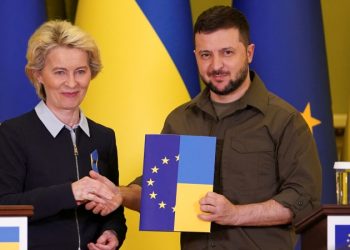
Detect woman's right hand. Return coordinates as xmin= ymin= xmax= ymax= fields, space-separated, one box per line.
xmin=71 ymin=175 xmax=114 ymax=206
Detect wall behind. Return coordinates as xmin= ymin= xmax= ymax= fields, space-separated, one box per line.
xmin=321 ymin=0 xmax=350 ymax=115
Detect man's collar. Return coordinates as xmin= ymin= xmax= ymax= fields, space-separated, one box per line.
xmin=34 ymin=100 xmax=90 ymax=138
xmin=242 ymin=71 xmax=269 ymax=115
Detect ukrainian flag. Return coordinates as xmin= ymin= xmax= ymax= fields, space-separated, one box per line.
xmin=140 ymin=135 xmax=216 ymax=232
xmin=342 ymin=100 xmax=350 ymax=161
xmin=76 ymin=1 xmax=200 ymax=249
xmin=0 ymin=0 xmax=45 ymax=121
xmin=235 ymin=0 xmax=337 ymax=204
xmin=0 ymin=227 xmax=19 ymax=250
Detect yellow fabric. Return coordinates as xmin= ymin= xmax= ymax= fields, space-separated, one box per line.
xmin=75 ymin=1 xmax=192 ymax=249
xmin=0 ymin=243 xmax=19 ymax=250
xmin=174 ymin=183 xmax=211 ymax=232
xmin=342 ymin=100 xmax=350 ymax=160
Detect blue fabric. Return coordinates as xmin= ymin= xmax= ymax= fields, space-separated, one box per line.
xmin=234 ymin=0 xmax=337 ymax=205
xmin=0 ymin=0 xmax=46 ymax=122
xmin=136 ymin=0 xmax=200 ymax=98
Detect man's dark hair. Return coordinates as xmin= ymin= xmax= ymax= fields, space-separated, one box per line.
xmin=194 ymin=6 xmax=251 ymax=46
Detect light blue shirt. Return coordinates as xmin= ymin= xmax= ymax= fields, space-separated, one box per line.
xmin=34 ymin=100 xmax=90 ymax=138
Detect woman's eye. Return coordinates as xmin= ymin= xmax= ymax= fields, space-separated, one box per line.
xmin=54 ymin=70 xmax=65 ymax=75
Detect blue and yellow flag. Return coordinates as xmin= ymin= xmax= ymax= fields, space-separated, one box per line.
xmin=76 ymin=1 xmax=200 ymax=249
xmin=0 ymin=227 xmax=19 ymax=250
xmin=140 ymin=134 xmax=216 ymax=232
xmin=0 ymin=0 xmax=45 ymax=121
xmin=342 ymin=100 xmax=350 ymax=161
xmin=135 ymin=1 xmax=200 ymax=98
xmin=235 ymin=1 xmax=337 ymax=204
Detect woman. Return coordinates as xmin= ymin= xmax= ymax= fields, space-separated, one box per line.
xmin=0 ymin=20 xmax=126 ymax=250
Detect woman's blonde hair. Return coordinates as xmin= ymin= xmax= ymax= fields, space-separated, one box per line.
xmin=25 ymin=20 xmax=102 ymax=100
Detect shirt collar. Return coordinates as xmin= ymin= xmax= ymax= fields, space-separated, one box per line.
xmin=240 ymin=71 xmax=269 ymax=115
xmin=34 ymin=100 xmax=90 ymax=138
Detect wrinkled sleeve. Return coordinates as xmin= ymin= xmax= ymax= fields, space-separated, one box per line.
xmin=129 ymin=176 xmax=142 ymax=186
xmin=273 ymin=112 xmax=322 ymax=224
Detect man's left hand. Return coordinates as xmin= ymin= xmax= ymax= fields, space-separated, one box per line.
xmin=198 ymin=191 xmax=238 ymax=226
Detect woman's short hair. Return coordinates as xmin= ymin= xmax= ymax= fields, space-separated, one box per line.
xmin=25 ymin=20 xmax=102 ymax=100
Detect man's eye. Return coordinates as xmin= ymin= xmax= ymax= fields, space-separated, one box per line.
xmin=223 ymin=50 xmax=234 ymax=56
xmin=200 ymin=53 xmax=211 ymax=59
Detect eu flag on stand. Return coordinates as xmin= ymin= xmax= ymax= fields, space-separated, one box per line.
xmin=140 ymin=134 xmax=216 ymax=232
xmin=335 ymin=225 xmax=350 ymax=250
xmin=234 ymin=0 xmax=337 ymax=204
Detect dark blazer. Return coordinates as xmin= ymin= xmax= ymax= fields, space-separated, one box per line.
xmin=0 ymin=110 xmax=127 ymax=250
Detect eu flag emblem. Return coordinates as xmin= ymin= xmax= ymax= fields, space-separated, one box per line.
xmin=140 ymin=134 xmax=216 ymax=232
xmin=335 ymin=225 xmax=350 ymax=249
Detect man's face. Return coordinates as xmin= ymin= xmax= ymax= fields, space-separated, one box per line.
xmin=194 ymin=28 xmax=254 ymax=97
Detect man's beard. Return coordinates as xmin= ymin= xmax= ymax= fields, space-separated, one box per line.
xmin=202 ymin=63 xmax=249 ymax=96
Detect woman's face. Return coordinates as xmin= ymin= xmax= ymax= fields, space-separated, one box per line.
xmin=35 ymin=46 xmax=91 ymax=114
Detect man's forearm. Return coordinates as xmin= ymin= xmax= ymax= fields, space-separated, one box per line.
xmin=233 ymin=199 xmax=293 ymax=226
xmin=120 ymin=184 xmax=141 ymax=212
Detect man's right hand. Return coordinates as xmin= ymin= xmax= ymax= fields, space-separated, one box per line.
xmin=85 ymin=170 xmax=123 ymax=216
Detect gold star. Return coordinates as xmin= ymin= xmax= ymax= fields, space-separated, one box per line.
xmin=175 ymin=155 xmax=180 ymax=161
xmin=149 ymin=191 xmax=157 ymax=199
xmin=161 ymin=157 xmax=169 ymax=164
xmin=147 ymin=178 xmax=155 ymax=186
xmin=158 ymin=201 xmax=166 ymax=208
xmin=151 ymin=166 xmax=159 ymax=173
xmin=301 ymin=102 xmax=321 ymax=134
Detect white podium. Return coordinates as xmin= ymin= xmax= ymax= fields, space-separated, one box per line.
xmin=0 ymin=205 xmax=33 ymax=250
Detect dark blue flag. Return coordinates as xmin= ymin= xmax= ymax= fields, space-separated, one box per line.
xmin=0 ymin=0 xmax=46 ymax=122
xmin=234 ymin=0 xmax=337 ymax=205
xmin=335 ymin=225 xmax=350 ymax=250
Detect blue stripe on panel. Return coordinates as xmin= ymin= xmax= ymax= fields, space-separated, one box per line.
xmin=178 ymin=135 xmax=216 ymax=185
xmin=0 ymin=227 xmax=19 ymax=242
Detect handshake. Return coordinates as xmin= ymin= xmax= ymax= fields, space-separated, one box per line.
xmin=71 ymin=170 xmax=122 ymax=216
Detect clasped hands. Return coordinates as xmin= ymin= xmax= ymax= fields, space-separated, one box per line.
xmin=71 ymin=170 xmax=122 ymax=216
xmin=71 ymin=171 xmax=121 ymax=249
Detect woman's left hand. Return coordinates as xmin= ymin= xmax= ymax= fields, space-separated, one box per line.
xmin=87 ymin=230 xmax=119 ymax=250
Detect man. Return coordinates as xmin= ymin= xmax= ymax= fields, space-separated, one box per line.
xmin=91 ymin=5 xmax=321 ymax=249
